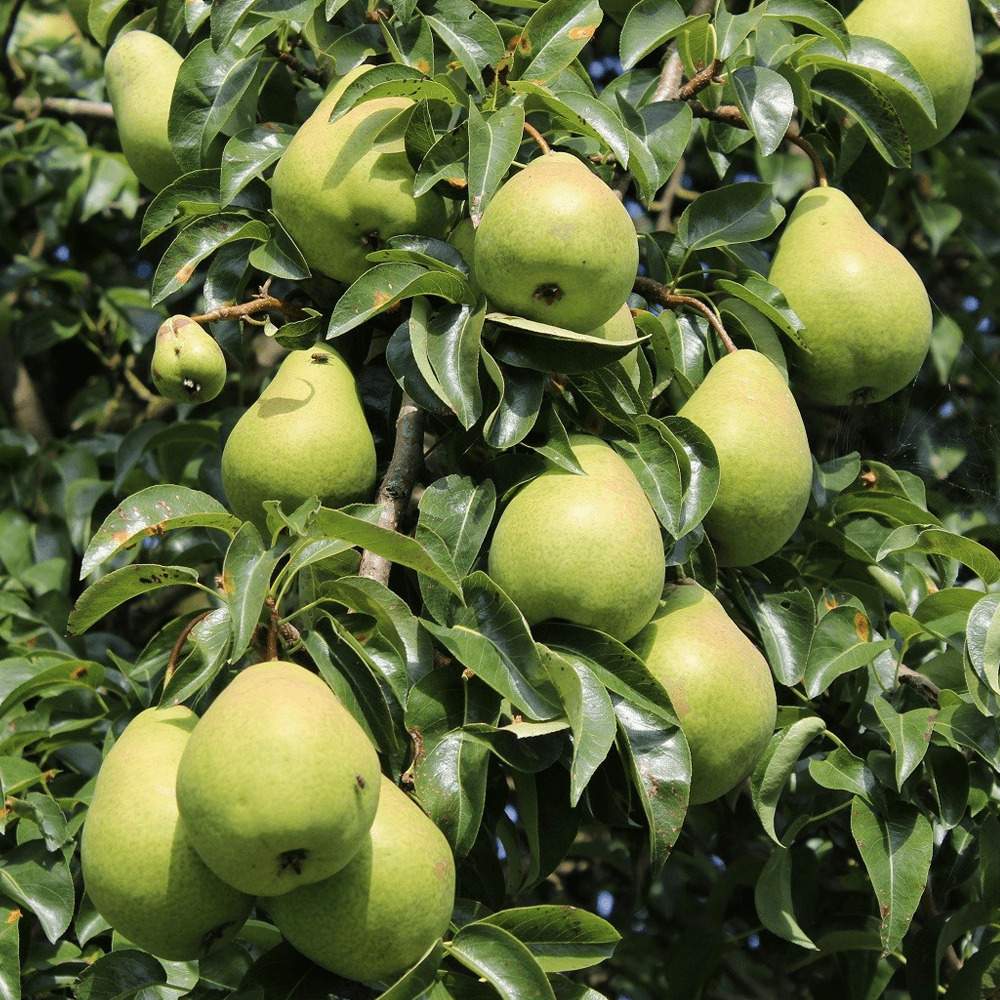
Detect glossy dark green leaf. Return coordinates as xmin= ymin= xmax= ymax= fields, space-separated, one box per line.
xmin=467 ymin=104 xmax=525 ymax=225
xmin=448 ymin=922 xmax=556 ymax=1000
xmin=221 ymin=523 xmax=277 ymax=661
xmin=423 ymin=0 xmax=505 ymax=95
xmin=808 ymin=746 xmax=878 ymax=801
xmin=0 ymin=843 xmax=74 ymax=944
xmin=68 ymin=565 xmax=201 ymax=635
xmin=851 ymin=797 xmax=933 ymax=954
xmin=481 ymin=350 xmax=545 ymax=449
xmin=139 ymin=169 xmax=221 ymax=247
xmin=618 ymin=0 xmax=691 ymax=70
xmin=751 ymin=588 xmax=815 ymax=687
xmin=0 ymin=904 xmax=19 ymax=1000
xmin=73 ymin=949 xmax=167 ymax=1000
xmin=731 ymin=66 xmax=795 ymax=156
xmin=715 ymin=273 xmax=807 ymax=349
xmin=160 ymin=607 xmax=232 ymax=706
xmin=873 ymin=697 xmax=935 ymax=789
xmin=755 ymin=846 xmax=817 ymax=950
xmin=618 ymin=99 xmax=693 ymax=206
xmin=803 ymin=606 xmax=894 ymax=698
xmin=877 ymin=526 xmax=1000 ymax=584
xmin=764 ymin=0 xmax=848 ymax=52
xmin=221 ymin=125 xmax=294 ymax=207
xmin=676 ymin=182 xmax=785 ymax=254
xmin=511 ymin=0 xmax=603 ymax=84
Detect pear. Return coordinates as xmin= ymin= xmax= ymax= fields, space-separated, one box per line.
xmin=81 ymin=707 xmax=252 ymax=960
xmin=448 ymin=217 xmax=476 ymax=270
xmin=267 ymin=778 xmax=455 ymax=983
xmin=104 ymin=31 xmax=183 ymax=192
xmin=488 ymin=434 xmax=663 ymax=641
xmin=631 ymin=583 xmax=777 ymax=805
xmin=591 ymin=304 xmax=641 ymax=385
xmin=679 ymin=350 xmax=812 ymax=567
xmin=221 ymin=342 xmax=376 ymax=528
xmin=176 ymin=661 xmax=381 ymax=896
xmin=768 ymin=187 xmax=932 ymax=405
xmin=847 ymin=0 xmax=976 ymax=151
xmin=270 ymin=73 xmax=452 ymax=284
xmin=474 ymin=152 xmax=639 ymax=333
xmin=150 ymin=315 xmax=226 ymax=403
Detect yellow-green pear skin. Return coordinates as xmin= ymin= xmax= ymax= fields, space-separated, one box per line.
xmin=679 ymin=350 xmax=812 ymax=568
xmin=768 ymin=187 xmax=932 ymax=406
xmin=221 ymin=342 xmax=376 ymax=527
xmin=847 ymin=0 xmax=976 ymax=151
xmin=488 ymin=434 xmax=663 ymax=641
xmin=81 ymin=707 xmax=252 ymax=961
xmin=150 ymin=316 xmax=226 ymax=403
xmin=591 ymin=304 xmax=641 ymax=384
xmin=448 ymin=217 xmax=476 ymax=270
xmin=474 ymin=153 xmax=639 ymax=332
xmin=104 ymin=31 xmax=183 ymax=192
xmin=270 ymin=83 xmax=452 ymax=283
xmin=176 ymin=661 xmax=381 ymax=896
xmin=267 ymin=778 xmax=455 ymax=983
xmin=631 ymin=583 xmax=777 ymax=805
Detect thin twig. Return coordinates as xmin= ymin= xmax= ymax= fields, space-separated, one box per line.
xmin=12 ymin=95 xmax=114 ymax=119
xmin=265 ymin=597 xmax=279 ymax=661
xmin=678 ymin=58 xmax=721 ymax=101
xmin=190 ymin=294 xmax=304 ymax=325
xmin=523 ymin=121 xmax=551 ymax=155
xmin=633 ymin=276 xmax=737 ymax=355
xmin=164 ymin=611 xmax=211 ymax=686
xmin=358 ymin=393 xmax=424 ymax=586
xmin=651 ymin=0 xmax=714 ymax=103
xmin=269 ymin=43 xmax=327 ymax=86
xmin=897 ymin=663 xmax=941 ymax=703
xmin=785 ymin=132 xmax=829 ymax=187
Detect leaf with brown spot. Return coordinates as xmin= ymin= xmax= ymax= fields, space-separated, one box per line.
xmin=854 ymin=611 xmax=871 ymax=641
xmin=511 ymin=0 xmax=603 ymax=84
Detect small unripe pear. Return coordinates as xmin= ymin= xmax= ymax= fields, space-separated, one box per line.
xmin=150 ymin=316 xmax=227 ymax=403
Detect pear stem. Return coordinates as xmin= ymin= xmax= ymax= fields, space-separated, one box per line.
xmin=358 ymin=393 xmax=424 ymax=586
xmin=190 ymin=293 xmax=305 ymax=325
xmin=523 ymin=122 xmax=551 ymax=155
xmin=164 ymin=611 xmax=211 ymax=687
xmin=633 ymin=277 xmax=738 ymax=356
xmin=785 ymin=132 xmax=829 ymax=187
xmin=265 ymin=597 xmax=280 ymax=661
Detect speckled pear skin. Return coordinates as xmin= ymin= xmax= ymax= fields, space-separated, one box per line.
xmin=631 ymin=583 xmax=777 ymax=805
xmin=847 ymin=0 xmax=976 ymax=150
xmin=474 ymin=153 xmax=639 ymax=332
xmin=81 ymin=707 xmax=252 ymax=961
xmin=270 ymin=68 xmax=452 ymax=284
xmin=267 ymin=778 xmax=455 ymax=983
xmin=679 ymin=350 xmax=812 ymax=567
xmin=488 ymin=434 xmax=664 ymax=641
xmin=768 ymin=188 xmax=932 ymax=406
xmin=150 ymin=316 xmax=226 ymax=403
xmin=221 ymin=342 xmax=376 ymax=528
xmin=104 ymin=31 xmax=182 ymax=192
xmin=591 ymin=303 xmax=641 ymax=384
xmin=176 ymin=662 xmax=381 ymax=897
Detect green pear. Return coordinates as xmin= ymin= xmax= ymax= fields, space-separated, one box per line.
xmin=847 ymin=0 xmax=976 ymax=151
xmin=221 ymin=342 xmax=376 ymax=527
xmin=81 ymin=707 xmax=252 ymax=960
xmin=150 ymin=315 xmax=226 ymax=403
xmin=631 ymin=583 xmax=777 ymax=805
xmin=768 ymin=187 xmax=932 ymax=405
xmin=267 ymin=778 xmax=455 ymax=983
xmin=591 ymin=304 xmax=641 ymax=385
xmin=679 ymin=350 xmax=812 ymax=567
xmin=270 ymin=74 xmax=452 ymax=283
xmin=448 ymin=217 xmax=476 ymax=270
xmin=474 ymin=153 xmax=639 ymax=333
xmin=104 ymin=31 xmax=183 ymax=192
xmin=488 ymin=434 xmax=663 ymax=641
xmin=176 ymin=661 xmax=381 ymax=896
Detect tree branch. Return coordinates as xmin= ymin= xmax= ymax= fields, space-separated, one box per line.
xmin=358 ymin=394 xmax=424 ymax=586
xmin=13 ymin=95 xmax=114 ymax=119
xmin=652 ymin=0 xmax=714 ymax=103
xmin=678 ymin=58 xmax=721 ymax=101
xmin=268 ymin=42 xmax=327 ymax=86
xmin=190 ymin=293 xmax=304 ymax=325
xmin=633 ymin=276 xmax=737 ymax=355
xmin=897 ymin=663 xmax=941 ymax=704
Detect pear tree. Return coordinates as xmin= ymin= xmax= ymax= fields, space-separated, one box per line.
xmin=0 ymin=0 xmax=998 ymax=997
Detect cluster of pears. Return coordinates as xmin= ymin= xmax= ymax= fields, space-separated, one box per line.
xmin=82 ymin=661 xmax=455 ymax=981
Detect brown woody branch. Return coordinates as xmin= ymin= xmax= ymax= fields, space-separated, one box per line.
xmin=13 ymin=96 xmax=114 ymax=119
xmin=897 ymin=662 xmax=941 ymax=704
xmin=358 ymin=394 xmax=424 ymax=586
xmin=678 ymin=58 xmax=721 ymax=101
xmin=190 ymin=293 xmax=304 ymax=325
xmin=269 ymin=42 xmax=327 ymax=86
xmin=633 ymin=276 xmax=737 ymax=355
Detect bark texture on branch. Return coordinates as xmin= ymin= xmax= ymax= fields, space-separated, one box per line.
xmin=633 ymin=276 xmax=737 ymax=355
xmin=13 ymin=96 xmax=114 ymax=119
xmin=190 ymin=294 xmax=304 ymax=325
xmin=358 ymin=394 xmax=424 ymax=586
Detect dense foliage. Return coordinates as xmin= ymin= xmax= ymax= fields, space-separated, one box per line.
xmin=1 ymin=0 xmax=999 ymax=997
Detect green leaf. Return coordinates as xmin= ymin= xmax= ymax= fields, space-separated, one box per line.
xmin=0 ymin=843 xmax=74 ymax=944
xmin=715 ymin=273 xmax=807 ymax=349
xmin=481 ymin=349 xmax=545 ymax=449
xmin=139 ymin=169 xmax=222 ymax=247
xmin=808 ymin=747 xmax=878 ymax=801
xmin=751 ymin=716 xmax=826 ymax=844
xmin=715 ymin=4 xmax=767 ymax=60
xmin=467 ymin=104 xmax=525 ymax=226
xmin=151 ymin=214 xmax=270 ymax=304
xmin=619 ymin=0 xmax=692 ymax=71
xmin=764 ymin=0 xmax=849 ymax=52
xmin=331 ymin=65 xmax=461 ymax=120
xmin=376 ymin=941 xmax=446 ymax=999
xmin=730 ymin=66 xmax=795 ymax=157
xmin=73 ymin=949 xmax=167 ymax=1000
xmin=81 ymin=485 xmax=241 ymax=578
xmin=221 ymin=523 xmax=277 ymax=661
xmin=755 ymin=846 xmax=817 ymax=950
xmin=614 ymin=698 xmax=691 ymax=873
xmin=965 ymin=594 xmax=1000 ymax=696
xmin=221 ymin=125 xmax=294 ymax=207
xmin=811 ymin=68 xmax=909 ymax=168
xmin=872 ymin=697 xmax=935 ymax=790
xmin=876 ymin=526 xmax=1000 ymax=584
xmin=512 ymin=0 xmax=604 ymax=84
xmin=543 ymin=648 xmax=616 ymax=805
xmin=676 ymin=182 xmax=785 ymax=253
xmin=802 ymin=606 xmax=894 ymax=698
xmin=850 ymin=797 xmax=933 ymax=954
xmin=423 ymin=0 xmax=505 ymax=95
xmin=169 ymin=40 xmax=263 ymax=172
xmin=448 ymin=922 xmax=557 ymax=1000
xmin=479 ymin=905 xmax=621 ymax=972
xmin=619 ymin=99 xmax=693 ymax=207
xmin=327 ymin=263 xmax=472 ymax=338
xmin=68 ymin=565 xmax=201 ymax=635
xmin=0 ymin=904 xmax=19 ymax=1000
xmin=160 ymin=608 xmax=232 ymax=706
xmin=750 ymin=588 xmax=815 ymax=687
xmin=88 ymin=0 xmax=131 ymax=44
xmin=934 ymin=696 xmax=1000 ymax=770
